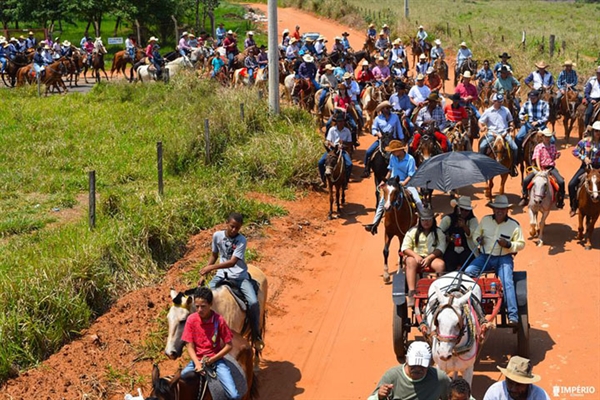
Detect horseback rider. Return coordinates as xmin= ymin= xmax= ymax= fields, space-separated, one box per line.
xmin=430 ymin=39 xmax=445 ymax=62
xmin=244 ymin=31 xmax=256 ymax=50
xmin=243 ymin=47 xmax=259 ymax=84
xmin=79 ymin=32 xmax=90 ymax=52
xmin=424 ymin=67 xmax=443 ymax=93
xmin=389 ymin=38 xmax=406 ymax=65
xmin=60 ymin=40 xmax=72 ymax=58
xmin=516 ymin=90 xmax=550 ymax=151
xmin=83 ymin=37 xmax=94 ymax=67
xmin=363 ymin=101 xmax=405 ymax=177
xmin=373 ymin=56 xmax=391 ymax=87
xmin=41 ymin=44 xmax=53 ymax=65
xmin=281 ymin=28 xmax=291 ymax=50
xmin=382 ymin=24 xmax=391 ymax=39
xmin=493 ymin=65 xmax=521 ymax=110
xmin=292 ymin=25 xmax=301 ymax=41
xmin=415 ymin=54 xmax=430 ymax=75
xmin=356 ymin=59 xmax=374 ymax=90
xmin=331 ymin=37 xmax=345 ymax=55
xmin=478 ymin=93 xmax=519 ymax=177
xmin=475 ymin=59 xmax=494 ymax=90
xmin=416 ymin=25 xmax=428 ymax=48
xmin=341 ymin=32 xmax=351 ymax=50
xmin=33 ymin=46 xmax=45 ymax=78
xmin=390 ymin=59 xmax=408 ymax=81
xmin=26 ymin=31 xmax=37 ymax=49
xmin=223 ymin=30 xmax=238 ymax=70
xmin=297 ymin=54 xmax=319 ymax=89
xmin=0 ymin=39 xmax=7 ymax=73
xmin=456 ymin=70 xmax=481 ymax=120
xmin=285 ymin=37 xmax=299 ymax=61
xmin=125 ymin=34 xmax=136 ymax=61
xmin=465 ymin=195 xmax=525 ymax=327
xmin=364 ymin=140 xmax=424 ymax=235
xmin=444 ymin=93 xmax=469 ymax=129
xmin=493 ymin=52 xmax=513 ymax=77
xmin=344 ymin=73 xmax=363 ymax=126
xmin=518 ymin=128 xmax=565 ymax=208
xmin=188 ymin=33 xmax=198 ymax=48
xmin=367 ymin=23 xmax=377 ymax=41
xmin=300 ymin=37 xmax=316 ymax=56
xmin=412 ymin=93 xmax=450 ymax=153
xmin=145 ymin=37 xmax=162 ymax=78
xmin=524 ymin=61 xmax=554 ymax=92
xmin=257 ymin=45 xmax=268 ymax=69
xmin=216 ymin=23 xmax=226 ymax=46
xmin=408 ymin=74 xmax=431 ymax=108
xmin=568 ymin=122 xmax=600 ymax=217
xmin=325 ymin=82 xmax=358 ymax=141
xmin=583 ymin=66 xmax=600 ymax=128
xmin=201 ymin=212 xmax=264 ymax=351
xmin=456 ymin=42 xmax=473 ymax=71
xmin=390 ymin=81 xmax=415 ymax=121
xmin=210 ymin=51 xmax=225 ymax=79
xmin=314 ymin=35 xmax=327 ymax=59
xmin=554 ymin=59 xmax=581 ymax=110
xmin=6 ymin=38 xmax=18 ymax=61
xmin=375 ymin=31 xmax=389 ymax=56
xmin=318 ymin=113 xmax=353 ymax=189
xmin=318 ymin=64 xmax=337 ymax=113
xmin=178 ymin=32 xmax=192 ymax=56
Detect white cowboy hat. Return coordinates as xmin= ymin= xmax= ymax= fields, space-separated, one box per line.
xmin=434 ymin=39 xmax=441 ymax=45
xmin=426 ymin=67 xmax=434 ymax=74
xmin=62 ymin=40 xmax=71 ymax=47
xmin=247 ymin=31 xmax=254 ymax=36
xmin=498 ymin=356 xmax=541 ymax=385
xmin=379 ymin=30 xmax=385 ymax=35
xmin=487 ymin=195 xmax=512 ymax=209
xmin=462 ymin=71 xmax=472 ymax=78
xmin=283 ymin=28 xmax=290 ymax=34
xmin=43 ymin=45 xmax=51 ymax=50
xmin=302 ymin=54 xmax=314 ymax=63
xmin=375 ymin=100 xmax=393 ymax=113
xmin=459 ymin=41 xmax=467 ymax=47
xmin=343 ymin=72 xmax=353 ymax=80
xmin=289 ymin=38 xmax=298 ymax=44
xmin=563 ymin=59 xmax=576 ymax=67
xmin=377 ymin=56 xmax=386 ymax=62
xmin=416 ymin=73 xmax=425 ymax=80
xmin=450 ymin=196 xmax=474 ymax=210
xmin=182 ymin=31 xmax=189 ymax=36
xmin=592 ymin=121 xmax=600 ymax=130
xmin=393 ymin=38 xmax=402 ymax=45
xmin=361 ymin=60 xmax=369 ymax=66
xmin=369 ymin=23 xmax=376 ymax=28
xmin=317 ymin=35 xmax=326 ymax=41
xmin=9 ymin=37 xmax=17 ymax=42
xmin=406 ymin=341 xmax=431 ymax=367
xmin=28 ymin=31 xmax=34 ymax=35
xmin=540 ymin=128 xmax=554 ymax=137
xmin=382 ymin=24 xmax=389 ymax=28
xmin=535 ymin=60 xmax=549 ymax=69
xmin=418 ymin=25 xmax=424 ymax=29
xmin=148 ymin=36 xmax=159 ymax=42
xmin=334 ymin=36 xmax=342 ymax=41
xmin=419 ymin=53 xmax=427 ymax=60
xmin=227 ymin=30 xmax=234 ymax=35
xmin=325 ymin=64 xmax=335 ymax=71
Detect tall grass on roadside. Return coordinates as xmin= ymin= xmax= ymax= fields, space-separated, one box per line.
xmin=0 ymin=73 xmax=321 ymax=382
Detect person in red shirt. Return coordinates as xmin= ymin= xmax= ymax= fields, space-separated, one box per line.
xmin=444 ymin=93 xmax=468 ymax=124
xmin=455 ymin=70 xmax=480 ymax=118
xmin=223 ymin=30 xmax=238 ymax=70
xmin=181 ymin=287 xmax=242 ymax=400
xmin=292 ymin=25 xmax=301 ymax=41
xmin=356 ymin=60 xmax=374 ymax=90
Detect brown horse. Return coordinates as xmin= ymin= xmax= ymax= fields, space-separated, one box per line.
xmin=149 ymin=333 xmax=257 ymax=400
xmin=1 ymin=53 xmax=29 ymax=87
xmin=380 ymin=176 xmax=418 ymax=283
xmin=414 ymin=122 xmax=442 ymax=167
xmin=520 ymin=128 xmax=542 ymax=181
xmin=16 ymin=60 xmax=69 ymax=95
xmin=557 ymin=88 xmax=583 ymax=143
xmin=454 ymin=58 xmax=477 ymax=87
xmin=291 ymin=78 xmax=316 ymax=111
xmin=577 ymin=168 xmax=600 ymax=250
xmin=325 ymin=147 xmax=347 ymax=219
xmin=433 ymin=58 xmax=449 ymax=94
xmin=410 ymin=38 xmax=430 ymax=66
xmin=446 ymin=124 xmax=471 ymax=152
xmin=485 ymin=134 xmax=511 ymax=199
xmin=361 ymin=84 xmax=389 ymax=132
xmin=110 ymin=48 xmax=144 ymax=81
xmin=84 ymin=51 xmax=109 ymax=83
xmin=476 ymin=81 xmax=493 ymax=111
xmin=363 ymin=36 xmax=376 ymax=55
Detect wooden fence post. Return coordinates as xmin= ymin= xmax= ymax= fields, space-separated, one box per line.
xmin=446 ymin=22 xmax=450 ymax=36
xmin=458 ymin=29 xmax=462 ymax=39
xmin=549 ymin=34 xmax=555 ymax=57
xmin=204 ymin=118 xmax=210 ymax=164
xmin=135 ymin=20 xmax=141 ymax=46
xmin=258 ymin=89 xmax=263 ymax=100
xmin=240 ymin=103 xmax=245 ymax=120
xmin=89 ymin=171 xmax=96 ymax=230
xmin=171 ymin=15 xmax=178 ymax=46
xmin=561 ymin=40 xmax=566 ymax=54
xmin=468 ymin=25 xmax=473 ymax=40
xmin=157 ymin=141 xmax=164 ymax=197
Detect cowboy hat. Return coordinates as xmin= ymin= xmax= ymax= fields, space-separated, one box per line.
xmin=535 ymin=60 xmax=549 ymax=69
xmin=148 ymin=36 xmax=159 ymax=42
xmin=462 ymin=70 xmax=472 ymax=78
xmin=369 ymin=23 xmax=375 ymax=28
xmin=394 ymin=58 xmax=404 ymax=64
xmin=596 ymin=66 xmax=600 ymax=73
xmin=427 ymin=92 xmax=441 ymax=102
xmin=379 ymin=30 xmax=386 ymax=35
xmin=9 ymin=37 xmax=17 ymax=43
xmin=43 ymin=45 xmax=51 ymax=50
xmin=498 ymin=52 xmax=511 ymax=59
xmin=426 ymin=67 xmax=434 ymax=74
xmin=302 ymin=54 xmax=314 ymax=63
xmin=181 ymin=31 xmax=189 ymax=36
xmin=342 ymin=32 xmax=350 ymax=36
xmin=375 ymin=100 xmax=393 ymax=113
xmin=377 ymin=56 xmax=386 ymax=62
xmin=450 ymin=93 xmax=461 ymax=101
xmin=334 ymin=36 xmax=342 ymax=41
xmin=305 ymin=37 xmax=315 ymax=42
xmin=418 ymin=208 xmax=436 ymax=220
xmin=416 ymin=73 xmax=425 ymax=80
xmin=563 ymin=59 xmax=576 ymax=67
xmin=361 ymin=60 xmax=369 ymax=66
xmin=385 ymin=139 xmax=407 ymax=152
xmin=592 ymin=121 xmax=600 ymax=130
xmin=487 ymin=194 xmax=512 ymax=209
xmin=393 ymin=38 xmax=402 ymax=45
xmin=382 ymin=24 xmax=389 ymax=28
xmin=247 ymin=31 xmax=254 ymax=36
xmin=62 ymin=40 xmax=71 ymax=47
xmin=434 ymin=39 xmax=441 ymax=45
xmin=459 ymin=41 xmax=467 ymax=47
xmin=317 ymin=35 xmax=326 ymax=41
xmin=18 ymin=35 xmax=25 ymax=40
xmin=499 ymin=65 xmax=511 ymax=73
xmin=337 ymin=82 xmax=347 ymax=89
xmin=227 ymin=30 xmax=234 ymax=35
xmin=528 ymin=89 xmax=541 ymax=97
xmin=450 ymin=196 xmax=474 ymax=210
xmin=28 ymin=31 xmax=34 ymax=35
xmin=283 ymin=28 xmax=290 ymax=34
xmin=325 ymin=64 xmax=335 ymax=71
xmin=406 ymin=341 xmax=432 ymax=367
xmin=343 ymin=72 xmax=353 ymax=80
xmin=189 ymin=34 xmax=196 ymax=38
xmin=497 ymin=356 xmax=541 ymax=384
xmin=540 ymin=128 xmax=554 ymax=137
xmin=419 ymin=53 xmax=427 ymax=60
xmin=289 ymin=38 xmax=298 ymax=44
xmin=418 ymin=25 xmax=424 ymax=29
xmin=334 ymin=113 xmax=346 ymax=122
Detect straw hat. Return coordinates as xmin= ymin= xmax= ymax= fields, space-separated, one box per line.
xmin=462 ymin=70 xmax=472 ymax=78
xmin=459 ymin=41 xmax=467 ymax=47
xmin=384 ymin=139 xmax=407 ymax=152
xmin=535 ymin=60 xmax=549 ymax=69
xmin=379 ymin=30 xmax=385 ymax=36
xmin=334 ymin=36 xmax=342 ymax=41
xmin=227 ymin=30 xmax=234 ymax=35
xmin=182 ymin=31 xmax=189 ymax=36
xmin=418 ymin=25 xmax=424 ymax=29
xmin=19 ymin=35 xmax=25 ymax=40
xmin=302 ymin=54 xmax=314 ymax=63
xmin=450 ymin=196 xmax=474 ymax=210
xmin=393 ymin=38 xmax=402 ymax=45
xmin=540 ymin=128 xmax=554 ymax=137
xmin=382 ymin=24 xmax=389 ymax=28
xmin=283 ymin=29 xmax=290 ymax=34
xmin=62 ymin=40 xmax=71 ymax=47
xmin=290 ymin=38 xmax=298 ymax=44
xmin=563 ymin=59 xmax=576 ymax=67
xmin=434 ymin=39 xmax=441 ymax=45
xmin=419 ymin=53 xmax=427 ymax=60
xmin=148 ymin=36 xmax=159 ymax=42
xmin=418 ymin=208 xmax=435 ymax=220
xmin=317 ymin=35 xmax=326 ymax=41
xmin=343 ymin=72 xmax=353 ymax=80
xmin=369 ymin=23 xmax=375 ymax=28
xmin=43 ymin=44 xmax=51 ymax=50
xmin=416 ymin=73 xmax=425 ymax=81
xmin=426 ymin=67 xmax=434 ymax=74
xmin=377 ymin=56 xmax=386 ymax=63
xmin=361 ymin=60 xmax=369 ymax=66
xmin=247 ymin=31 xmax=254 ymax=36
xmin=497 ymin=356 xmax=541 ymax=384
xmin=189 ymin=34 xmax=195 ymax=38
xmin=325 ymin=64 xmax=335 ymax=71
xmin=375 ymin=100 xmax=392 ymax=113
xmin=28 ymin=31 xmax=34 ymax=35
xmin=427 ymin=92 xmax=441 ymax=102
xmin=486 ymin=195 xmax=512 ymax=209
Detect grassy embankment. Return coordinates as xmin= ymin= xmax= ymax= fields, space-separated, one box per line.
xmin=276 ymin=0 xmax=600 ymax=79
xmin=0 ymin=74 xmax=320 ymax=382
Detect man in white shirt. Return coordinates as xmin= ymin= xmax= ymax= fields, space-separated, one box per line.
xmin=408 ymin=74 xmax=431 ymax=107
xmin=483 ymin=356 xmax=550 ymax=400
xmin=318 ymin=114 xmax=353 ymax=188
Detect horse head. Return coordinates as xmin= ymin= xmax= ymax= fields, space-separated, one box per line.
xmin=584 ymin=168 xmax=600 ymax=202
xmin=382 ymin=176 xmax=403 ymax=211
xmin=530 ymin=170 xmax=551 ymax=205
xmin=146 ymin=364 xmax=182 ymax=400
xmin=164 ymin=289 xmax=195 ymax=359
xmin=418 ymin=121 xmax=440 ymax=161
xmin=491 ymin=134 xmax=509 ymax=163
xmin=325 ymin=147 xmax=342 ymax=177
xmin=431 ymin=287 xmax=472 ymax=361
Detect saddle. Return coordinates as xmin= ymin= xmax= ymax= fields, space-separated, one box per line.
xmin=521 ymin=129 xmax=540 ymax=151
xmin=527 ymin=171 xmax=559 ymax=201
xmin=183 ymin=354 xmax=248 ymax=400
xmin=238 ymin=67 xmax=256 ymax=79
xmin=214 ymin=276 xmax=260 ymax=312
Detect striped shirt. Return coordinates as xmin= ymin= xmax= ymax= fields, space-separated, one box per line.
xmin=444 ymin=104 xmax=468 ymax=122
xmin=416 ymin=106 xmax=447 ymax=130
xmin=557 ymin=69 xmax=578 ymax=90
xmin=532 ymin=143 xmax=558 ymax=168
xmin=519 ymin=100 xmax=549 ymax=124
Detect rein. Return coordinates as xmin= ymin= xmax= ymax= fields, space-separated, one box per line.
xmin=329 ymin=150 xmax=345 ymax=184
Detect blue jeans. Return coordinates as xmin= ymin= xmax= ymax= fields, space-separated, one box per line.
xmin=465 ymin=254 xmax=518 ymax=321
xmin=318 ymin=151 xmax=352 ymax=183
xmin=182 ymin=359 xmax=240 ymax=400
xmin=0 ymin=57 xmax=6 ymax=72
xmin=364 ymin=139 xmax=379 ymax=166
xmin=479 ymin=133 xmax=518 ymax=167
xmin=372 ymin=187 xmax=423 ymax=224
xmin=318 ymin=87 xmax=330 ymax=110
xmin=227 ymin=53 xmax=235 ymax=69
xmin=128 ymin=48 xmax=135 ymax=60
xmin=353 ymin=103 xmax=364 ymax=122
xmin=179 ymin=48 xmax=187 ymax=57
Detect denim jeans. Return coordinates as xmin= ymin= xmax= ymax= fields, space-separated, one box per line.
xmin=318 ymin=87 xmax=330 ymax=109
xmin=0 ymin=57 xmax=6 ymax=72
xmin=364 ymin=140 xmax=379 ymax=166
xmin=318 ymin=151 xmax=352 ymax=183
xmin=372 ymin=186 xmax=423 ymax=225
xmin=479 ymin=133 xmax=518 ymax=166
xmin=181 ymin=359 xmax=240 ymax=400
xmin=569 ymin=165 xmax=587 ymax=211
xmin=465 ymin=254 xmax=518 ymax=321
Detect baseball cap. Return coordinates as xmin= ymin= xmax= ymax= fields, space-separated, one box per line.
xmin=406 ymin=341 xmax=432 ymax=367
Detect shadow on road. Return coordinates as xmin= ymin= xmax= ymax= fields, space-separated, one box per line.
xmin=257 ymin=360 xmax=303 ymax=399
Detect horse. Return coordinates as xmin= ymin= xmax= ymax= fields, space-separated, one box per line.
xmin=485 ymin=133 xmax=511 ymax=199
xmin=363 ymin=37 xmax=376 ymax=55
xmin=528 ymin=170 xmax=554 ymax=246
xmin=190 ymin=46 xmax=213 ymax=72
xmin=16 ymin=60 xmax=69 ymax=95
xmin=433 ymin=58 xmax=449 ymax=94
xmin=520 ymin=128 xmax=542 ymax=181
xmin=65 ymin=50 xmax=85 ymax=87
xmin=425 ymin=272 xmax=489 ymax=386
xmin=324 ymin=146 xmax=347 ymax=219
xmin=476 ymin=81 xmax=493 ymax=111
xmin=557 ymin=87 xmax=582 ymax=143
xmin=410 ymin=38 xmax=431 ymax=66
xmin=232 ymin=67 xmax=259 ymax=87
xmin=1 ymin=52 xmax=29 ymax=87
xmin=291 ymin=78 xmax=315 ymax=110
xmin=380 ymin=176 xmax=418 ymax=283
xmin=414 ymin=122 xmax=442 ymax=167
xmin=110 ymin=48 xmax=144 ymax=81
xmin=577 ymin=168 xmax=600 ymax=250
xmin=446 ymin=124 xmax=471 ymax=152
xmin=165 ymin=55 xmax=194 ymax=78
xmin=165 ymin=265 xmax=267 ymax=370
xmin=361 ymin=84 xmax=387 ymax=132
xmin=504 ymin=90 xmax=522 ymax=129
xmin=369 ymin=132 xmax=394 ymax=206
xmin=137 ymin=61 xmax=170 ymax=83
xmin=150 ymin=332 xmax=257 ymax=400
xmin=454 ymin=58 xmax=477 ymax=87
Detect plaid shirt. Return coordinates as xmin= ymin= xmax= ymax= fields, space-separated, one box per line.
xmin=532 ymin=143 xmax=558 ymax=168
xmin=557 ymin=69 xmax=578 ymax=90
xmin=416 ymin=105 xmax=447 ymax=130
xmin=572 ymin=138 xmax=600 ymax=167
xmin=519 ymin=100 xmax=549 ymax=124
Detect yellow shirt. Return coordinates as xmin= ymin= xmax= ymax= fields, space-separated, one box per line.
xmin=401 ymin=226 xmax=447 ymax=256
xmin=474 ymin=215 xmax=525 ymax=255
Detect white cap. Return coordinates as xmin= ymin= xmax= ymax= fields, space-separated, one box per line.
xmin=406 ymin=341 xmax=432 ymax=367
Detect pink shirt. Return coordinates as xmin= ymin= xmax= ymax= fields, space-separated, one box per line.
xmin=372 ymin=66 xmax=391 ymax=80
xmin=532 ymin=142 xmax=558 ymax=168
xmin=182 ymin=311 xmax=233 ymax=358
xmin=456 ymin=82 xmax=478 ymax=103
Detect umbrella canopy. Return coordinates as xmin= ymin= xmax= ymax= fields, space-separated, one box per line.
xmin=408 ymin=151 xmax=510 ymax=192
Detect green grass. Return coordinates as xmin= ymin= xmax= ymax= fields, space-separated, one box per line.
xmin=280 ymin=0 xmax=600 ymax=79
xmin=0 ymin=74 xmax=321 ymax=382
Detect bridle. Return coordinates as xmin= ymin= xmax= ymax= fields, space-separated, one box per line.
xmin=430 ymin=295 xmax=465 ymax=344
xmin=584 ymin=170 xmax=600 ymax=202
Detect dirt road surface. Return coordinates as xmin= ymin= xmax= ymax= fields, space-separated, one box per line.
xmin=1 ymin=5 xmax=599 ymax=400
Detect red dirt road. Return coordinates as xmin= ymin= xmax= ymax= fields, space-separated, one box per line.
xmin=1 ymin=6 xmax=599 ymax=400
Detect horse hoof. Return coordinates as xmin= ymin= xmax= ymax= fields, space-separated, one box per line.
xmin=585 ymin=245 xmax=592 ymax=250
xmin=328 ymin=215 xmax=333 ymax=220
xmin=537 ymin=240 xmax=543 ymax=247
xmin=383 ymin=272 xmax=391 ymax=283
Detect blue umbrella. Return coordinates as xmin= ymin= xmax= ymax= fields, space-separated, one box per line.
xmin=408 ymin=151 xmax=510 ymax=192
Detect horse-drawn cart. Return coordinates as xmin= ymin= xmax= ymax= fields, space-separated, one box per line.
xmin=391 ymin=268 xmax=530 ymax=363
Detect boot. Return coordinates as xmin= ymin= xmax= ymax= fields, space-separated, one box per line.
xmin=407 ymin=290 xmax=417 ymax=308
xmin=510 ymin=164 xmax=519 ymax=177
xmin=518 ymin=196 xmax=528 ymax=207
xmin=249 ymin=303 xmax=264 ymax=351
xmin=556 ymin=193 xmax=565 ymax=209
xmin=362 ymin=163 xmax=371 ymax=178
xmin=363 ymin=210 xmax=382 ymax=235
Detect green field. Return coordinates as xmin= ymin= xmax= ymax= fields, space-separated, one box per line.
xmin=0 ymin=76 xmax=320 ymax=382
